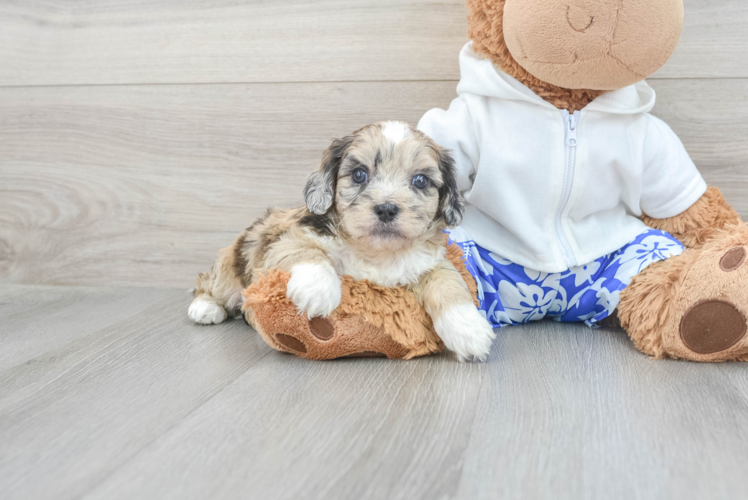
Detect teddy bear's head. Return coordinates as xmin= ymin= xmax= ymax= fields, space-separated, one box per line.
xmin=467 ymin=0 xmax=684 ymax=110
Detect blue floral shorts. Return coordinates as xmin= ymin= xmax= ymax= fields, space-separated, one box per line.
xmin=448 ymin=228 xmax=685 ymax=328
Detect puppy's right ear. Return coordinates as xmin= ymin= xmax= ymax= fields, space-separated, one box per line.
xmin=304 ymin=136 xmax=355 ymax=215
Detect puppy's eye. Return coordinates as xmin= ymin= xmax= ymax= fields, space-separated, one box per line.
xmin=352 ymin=168 xmax=369 ymax=184
xmin=412 ymin=174 xmax=429 ymax=190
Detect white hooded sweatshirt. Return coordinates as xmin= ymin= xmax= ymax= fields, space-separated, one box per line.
xmin=418 ymin=42 xmax=707 ymax=273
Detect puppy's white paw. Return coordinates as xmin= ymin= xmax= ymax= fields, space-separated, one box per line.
xmin=188 ymin=298 xmax=228 ymax=325
xmin=287 ymin=262 xmax=342 ymax=318
xmin=434 ymin=304 xmax=496 ymax=362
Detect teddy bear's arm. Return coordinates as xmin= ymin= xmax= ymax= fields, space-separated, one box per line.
xmin=642 ymin=187 xmax=742 ymax=250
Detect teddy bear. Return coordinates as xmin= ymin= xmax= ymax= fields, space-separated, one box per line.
xmin=243 ymin=241 xmax=478 ymax=360
xmin=415 ymin=0 xmax=747 ymax=362
xmin=246 ymin=0 xmax=747 ymax=362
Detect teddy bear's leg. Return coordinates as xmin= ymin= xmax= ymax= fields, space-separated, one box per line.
xmin=642 ymin=187 xmax=741 ymax=250
xmin=246 ymin=301 xmax=413 ymax=360
xmin=619 ymin=223 xmax=748 ymax=361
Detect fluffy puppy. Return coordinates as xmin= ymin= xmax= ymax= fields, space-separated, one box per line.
xmin=188 ymin=121 xmax=496 ymax=361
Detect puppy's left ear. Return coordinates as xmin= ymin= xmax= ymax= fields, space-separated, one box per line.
xmin=304 ymin=135 xmax=355 ymax=215
xmin=437 ymin=149 xmax=465 ymax=228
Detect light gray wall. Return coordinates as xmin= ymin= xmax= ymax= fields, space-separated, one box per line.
xmin=1 ymin=0 xmax=746 ymax=288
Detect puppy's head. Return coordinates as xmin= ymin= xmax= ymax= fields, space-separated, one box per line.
xmin=304 ymin=121 xmax=464 ymax=250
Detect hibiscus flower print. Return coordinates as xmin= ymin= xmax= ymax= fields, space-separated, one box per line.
xmin=613 ymin=234 xmax=683 ymax=274
xmin=523 ymin=268 xmax=552 ymax=284
xmin=449 ymin=227 xmax=684 ymax=329
xmin=568 ymin=261 xmax=602 ymax=287
xmin=596 ymin=288 xmax=621 ymax=315
xmin=546 ymin=285 xmax=568 ymax=316
xmin=498 ymin=281 xmax=555 ymax=323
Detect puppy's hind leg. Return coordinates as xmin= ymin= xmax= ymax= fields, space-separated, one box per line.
xmin=189 ymin=244 xmax=246 ymax=325
xmin=189 ymin=293 xmax=229 ymax=326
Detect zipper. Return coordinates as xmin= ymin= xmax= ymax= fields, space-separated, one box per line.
xmin=555 ymin=110 xmax=579 ymax=269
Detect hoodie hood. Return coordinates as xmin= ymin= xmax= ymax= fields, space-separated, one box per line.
xmin=455 ymin=42 xmax=657 ymax=115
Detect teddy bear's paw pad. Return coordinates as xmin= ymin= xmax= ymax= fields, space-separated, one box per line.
xmin=343 ymin=352 xmax=387 ymax=358
xmin=309 ymin=317 xmax=335 ymax=341
xmin=680 ymin=300 xmax=747 ymax=355
xmin=275 ymin=334 xmax=307 ymax=353
xmin=720 ymin=247 xmax=746 ymax=273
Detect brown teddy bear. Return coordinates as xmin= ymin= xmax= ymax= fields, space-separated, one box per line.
xmin=246 ymin=0 xmax=747 ymax=362
xmin=418 ymin=0 xmax=747 ymax=362
xmin=244 ymin=241 xmax=478 ymax=360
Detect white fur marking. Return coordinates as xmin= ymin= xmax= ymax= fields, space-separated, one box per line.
xmin=287 ymin=262 xmax=343 ymax=318
xmin=188 ymin=298 xmax=228 ymax=325
xmin=318 ymin=237 xmax=446 ymax=288
xmin=382 ymin=121 xmax=412 ymax=145
xmin=434 ymin=304 xmax=496 ymax=362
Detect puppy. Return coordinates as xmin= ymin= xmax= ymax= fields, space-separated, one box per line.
xmin=188 ymin=121 xmax=495 ymax=361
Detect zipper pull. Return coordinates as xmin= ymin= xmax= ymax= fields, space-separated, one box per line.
xmin=566 ymin=113 xmax=578 ymax=148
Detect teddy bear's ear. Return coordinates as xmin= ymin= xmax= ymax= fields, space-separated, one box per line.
xmin=437 ymin=149 xmax=465 ymax=228
xmin=304 ymin=135 xmax=355 ymax=215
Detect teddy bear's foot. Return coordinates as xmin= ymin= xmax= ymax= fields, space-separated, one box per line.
xmin=272 ymin=316 xmax=392 ymax=359
xmin=620 ymin=224 xmax=748 ymax=362
xmin=246 ymin=301 xmax=422 ymax=360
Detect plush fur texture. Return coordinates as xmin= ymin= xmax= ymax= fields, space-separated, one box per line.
xmin=243 ymin=242 xmax=480 ymax=360
xmin=642 ymin=187 xmax=742 ymax=250
xmin=620 ymin=223 xmax=748 ymax=362
xmin=467 ymin=0 xmax=682 ymax=108
xmin=620 ymin=187 xmax=748 ymax=362
xmin=467 ymin=0 xmax=605 ymax=112
xmin=502 ymin=0 xmax=684 ymax=90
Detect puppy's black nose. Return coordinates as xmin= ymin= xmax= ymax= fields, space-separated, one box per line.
xmin=374 ymin=203 xmax=400 ymax=223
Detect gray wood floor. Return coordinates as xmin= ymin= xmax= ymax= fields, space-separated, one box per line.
xmin=1 ymin=284 xmax=747 ymax=500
